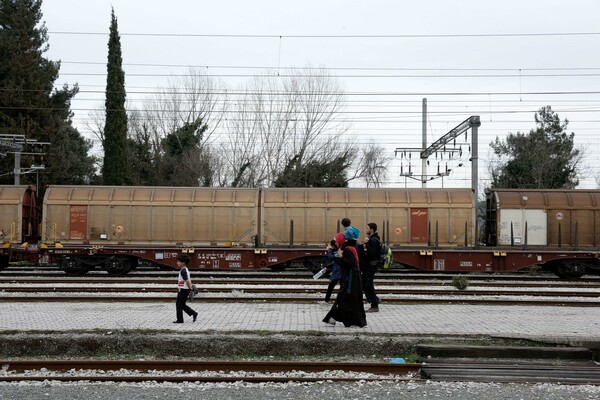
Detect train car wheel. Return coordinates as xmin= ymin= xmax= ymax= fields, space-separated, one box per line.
xmin=59 ymin=257 xmax=90 ymax=275
xmin=554 ymin=261 xmax=585 ymax=279
xmin=269 ymin=264 xmax=286 ymax=271
xmin=104 ymin=257 xmax=133 ymax=275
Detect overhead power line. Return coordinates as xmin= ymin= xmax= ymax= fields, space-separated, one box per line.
xmin=59 ymin=61 xmax=600 ymax=72
xmin=55 ymin=72 xmax=600 ymax=78
xmin=48 ymin=31 xmax=600 ymax=39
xmin=25 ymin=87 xmax=600 ymax=96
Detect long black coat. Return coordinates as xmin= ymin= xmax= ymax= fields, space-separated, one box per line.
xmin=322 ymin=245 xmax=367 ymax=328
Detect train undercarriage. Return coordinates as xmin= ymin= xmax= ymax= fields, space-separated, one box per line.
xmin=2 ymin=243 xmax=597 ymax=279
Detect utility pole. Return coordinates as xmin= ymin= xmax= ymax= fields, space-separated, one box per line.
xmin=395 ymin=115 xmax=481 ymax=198
xmin=421 ymin=98 xmax=427 ymax=188
xmin=0 ymin=134 xmax=49 ymax=185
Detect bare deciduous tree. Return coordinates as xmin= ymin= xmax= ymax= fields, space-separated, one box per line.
xmin=354 ymin=141 xmax=392 ymax=187
xmin=222 ymin=67 xmax=352 ymax=187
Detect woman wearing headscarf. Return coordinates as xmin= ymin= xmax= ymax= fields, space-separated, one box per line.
xmin=322 ymin=232 xmax=367 ymax=328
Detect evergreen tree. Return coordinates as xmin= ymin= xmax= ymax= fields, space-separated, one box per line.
xmin=49 ymin=124 xmax=98 ymax=184
xmin=102 ymin=8 xmax=128 ymax=185
xmin=489 ymin=106 xmax=582 ymax=189
xmin=158 ymin=118 xmax=208 ymax=186
xmin=126 ymin=125 xmax=157 ymax=186
xmin=273 ymin=151 xmax=351 ymax=187
xmin=0 ymin=0 xmax=93 ymax=185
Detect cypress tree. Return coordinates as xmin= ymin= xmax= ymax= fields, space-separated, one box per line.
xmin=102 ymin=8 xmax=128 ymax=185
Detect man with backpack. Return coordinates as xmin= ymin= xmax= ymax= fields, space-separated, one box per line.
xmin=363 ymin=222 xmax=382 ymax=312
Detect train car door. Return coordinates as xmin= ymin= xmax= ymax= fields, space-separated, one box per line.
xmin=410 ymin=208 xmax=428 ymax=243
xmin=69 ymin=205 xmax=88 ymax=240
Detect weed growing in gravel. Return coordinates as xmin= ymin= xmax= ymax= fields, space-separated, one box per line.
xmin=451 ymin=275 xmax=469 ymax=290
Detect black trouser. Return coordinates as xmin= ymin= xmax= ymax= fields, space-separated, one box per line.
xmin=362 ymin=263 xmax=379 ymax=307
xmin=325 ymin=279 xmax=339 ymax=302
xmin=176 ymin=289 xmax=196 ymax=322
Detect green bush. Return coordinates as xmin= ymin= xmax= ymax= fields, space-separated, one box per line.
xmin=452 ymin=275 xmax=469 ymax=290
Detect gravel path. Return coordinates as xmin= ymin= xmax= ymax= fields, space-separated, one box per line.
xmin=1 ymin=380 xmax=600 ymax=399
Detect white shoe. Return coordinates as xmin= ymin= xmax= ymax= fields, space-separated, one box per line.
xmin=325 ymin=317 xmax=336 ymax=325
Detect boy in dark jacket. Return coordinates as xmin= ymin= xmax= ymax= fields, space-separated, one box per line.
xmin=324 ymin=239 xmax=341 ymax=303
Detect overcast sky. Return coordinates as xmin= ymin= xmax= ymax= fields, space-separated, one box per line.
xmin=40 ymin=0 xmax=600 ymax=191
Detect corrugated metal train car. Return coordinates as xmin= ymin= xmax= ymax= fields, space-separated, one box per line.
xmin=486 ymin=189 xmax=600 ymax=247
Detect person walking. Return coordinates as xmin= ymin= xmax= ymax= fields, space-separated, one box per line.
xmin=324 ymin=239 xmax=342 ymax=303
xmin=322 ymin=232 xmax=367 ymax=328
xmin=174 ymin=254 xmax=198 ymax=324
xmin=363 ymin=222 xmax=381 ymax=312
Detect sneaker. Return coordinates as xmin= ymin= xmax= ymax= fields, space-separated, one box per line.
xmin=366 ymin=307 xmax=379 ymax=313
xmin=173 ymin=320 xmax=183 ymax=323
xmin=193 ymin=312 xmax=198 ymax=322
xmin=324 ymin=317 xmax=336 ymax=325
xmin=320 ymin=300 xmax=329 ymax=304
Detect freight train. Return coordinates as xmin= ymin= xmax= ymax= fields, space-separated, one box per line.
xmin=1 ymin=185 xmax=600 ymax=278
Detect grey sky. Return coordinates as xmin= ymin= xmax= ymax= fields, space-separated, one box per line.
xmin=40 ymin=0 xmax=600 ymax=190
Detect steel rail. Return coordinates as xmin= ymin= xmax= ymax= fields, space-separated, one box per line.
xmin=3 ymin=277 xmax=600 ymax=289
xmin=0 ymin=375 xmax=410 ymax=383
xmin=2 ymin=286 xmax=600 ymax=298
xmin=2 ymin=359 xmax=600 ymax=385
xmin=0 ymin=295 xmax=599 ymax=306
xmin=5 ymin=270 xmax=598 ymax=281
xmin=0 ymin=359 xmax=419 ymax=383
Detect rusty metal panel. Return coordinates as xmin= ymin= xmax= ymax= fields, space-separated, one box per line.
xmin=547 ymin=209 xmax=596 ymax=247
xmin=410 ymin=208 xmax=428 ymax=243
xmin=69 ymin=205 xmax=87 ymax=240
xmin=571 ymin=210 xmax=595 ymax=246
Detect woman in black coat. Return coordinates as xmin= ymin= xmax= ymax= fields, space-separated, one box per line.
xmin=322 ymin=233 xmax=367 ymax=328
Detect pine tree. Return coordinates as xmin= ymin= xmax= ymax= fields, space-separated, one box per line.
xmin=489 ymin=106 xmax=582 ymax=189
xmin=102 ymin=8 xmax=128 ymax=185
xmin=0 ymin=0 xmax=93 ymax=185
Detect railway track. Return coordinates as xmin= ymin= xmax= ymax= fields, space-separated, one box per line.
xmin=2 ymin=358 xmax=600 ymax=384
xmin=6 ymin=267 xmax=600 ymax=282
xmin=2 ymin=273 xmax=600 ymax=305
xmin=0 ymin=295 xmax=599 ymax=306
xmin=0 ymin=359 xmax=418 ymax=383
xmin=4 ymin=275 xmax=600 ymax=288
xmin=2 ymin=285 xmax=600 ymax=298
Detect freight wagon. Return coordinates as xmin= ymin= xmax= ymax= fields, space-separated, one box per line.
xmin=0 ymin=185 xmax=38 ymax=269
xmin=485 ymin=189 xmax=600 ymax=278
